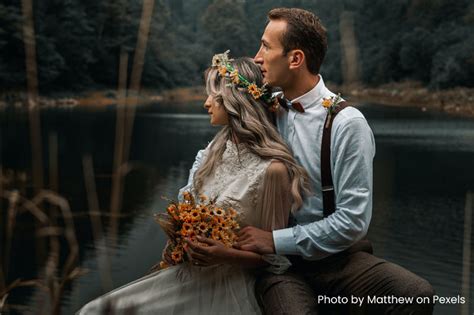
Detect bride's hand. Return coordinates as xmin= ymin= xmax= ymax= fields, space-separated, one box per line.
xmin=185 ymin=236 xmax=233 ymax=266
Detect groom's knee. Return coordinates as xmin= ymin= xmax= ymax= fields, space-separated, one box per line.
xmin=407 ymin=277 xmax=436 ymax=314
xmin=255 ymin=272 xmax=318 ymax=315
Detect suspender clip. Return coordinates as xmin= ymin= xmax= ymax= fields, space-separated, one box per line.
xmin=322 ymin=185 xmax=334 ymax=192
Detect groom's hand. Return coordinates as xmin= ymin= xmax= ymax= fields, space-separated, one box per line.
xmin=235 ymin=226 xmax=275 ymax=255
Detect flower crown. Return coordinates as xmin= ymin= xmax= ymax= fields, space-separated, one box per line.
xmin=211 ymin=50 xmax=279 ymax=112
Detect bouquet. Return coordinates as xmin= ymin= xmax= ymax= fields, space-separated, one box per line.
xmin=155 ymin=191 xmax=240 ymax=269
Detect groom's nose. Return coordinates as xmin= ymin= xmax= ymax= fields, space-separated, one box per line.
xmin=254 ymin=47 xmax=263 ymax=65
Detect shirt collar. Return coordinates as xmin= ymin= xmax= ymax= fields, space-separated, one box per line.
xmin=289 ymin=75 xmax=330 ymax=110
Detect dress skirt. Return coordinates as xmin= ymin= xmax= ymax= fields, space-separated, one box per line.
xmin=77 ymin=263 xmax=261 ymax=315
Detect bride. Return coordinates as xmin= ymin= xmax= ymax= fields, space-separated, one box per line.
xmin=77 ymin=53 xmax=309 ymax=314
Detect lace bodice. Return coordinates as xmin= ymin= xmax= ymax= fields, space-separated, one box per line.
xmin=200 ymin=140 xmax=271 ymax=228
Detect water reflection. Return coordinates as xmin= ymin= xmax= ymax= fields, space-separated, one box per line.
xmin=1 ymin=104 xmax=473 ymax=315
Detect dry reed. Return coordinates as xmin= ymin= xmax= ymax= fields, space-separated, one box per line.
xmin=109 ymin=0 xmax=155 ymax=248
xmin=83 ymin=155 xmax=114 ymax=292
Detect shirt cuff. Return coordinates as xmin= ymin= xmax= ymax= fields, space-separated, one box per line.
xmin=272 ymin=227 xmax=298 ymax=255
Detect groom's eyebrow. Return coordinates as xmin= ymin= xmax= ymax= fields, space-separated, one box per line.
xmin=261 ymin=39 xmax=269 ymax=47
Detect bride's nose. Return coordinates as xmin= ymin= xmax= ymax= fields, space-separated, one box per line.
xmin=204 ymin=96 xmax=212 ymax=109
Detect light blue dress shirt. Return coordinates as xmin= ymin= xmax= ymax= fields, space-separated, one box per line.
xmin=272 ymin=75 xmax=375 ymax=260
xmin=180 ymin=75 xmax=375 ymax=260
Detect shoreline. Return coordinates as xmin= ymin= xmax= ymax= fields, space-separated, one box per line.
xmin=332 ymin=82 xmax=474 ymax=118
xmin=153 ymin=82 xmax=474 ymax=118
xmin=1 ymin=83 xmax=473 ymax=118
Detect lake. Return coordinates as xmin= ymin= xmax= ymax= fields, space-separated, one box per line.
xmin=1 ymin=102 xmax=473 ymax=314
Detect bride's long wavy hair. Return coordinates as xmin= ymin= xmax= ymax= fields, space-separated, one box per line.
xmin=193 ymin=57 xmax=310 ymax=212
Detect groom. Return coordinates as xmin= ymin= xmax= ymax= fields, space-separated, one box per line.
xmin=233 ymin=7 xmax=435 ymax=314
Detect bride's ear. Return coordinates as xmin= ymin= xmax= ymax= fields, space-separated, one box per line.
xmin=288 ymin=50 xmax=305 ymax=70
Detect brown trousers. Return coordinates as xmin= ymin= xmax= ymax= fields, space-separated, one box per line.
xmin=255 ymin=241 xmax=435 ymax=315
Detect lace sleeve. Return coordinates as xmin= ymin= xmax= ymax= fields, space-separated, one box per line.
xmin=257 ymin=161 xmax=293 ymax=274
xmin=178 ymin=144 xmax=210 ymax=200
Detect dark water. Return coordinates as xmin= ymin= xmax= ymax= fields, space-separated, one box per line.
xmin=1 ymin=103 xmax=473 ymax=314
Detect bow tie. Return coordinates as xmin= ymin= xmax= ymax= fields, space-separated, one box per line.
xmin=277 ymin=96 xmax=305 ymax=113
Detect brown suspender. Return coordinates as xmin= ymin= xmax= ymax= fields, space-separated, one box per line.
xmin=288 ymin=100 xmax=374 ymax=265
xmin=321 ymin=101 xmax=349 ymax=217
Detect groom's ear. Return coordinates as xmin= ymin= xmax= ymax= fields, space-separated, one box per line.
xmin=288 ymin=50 xmax=305 ymax=70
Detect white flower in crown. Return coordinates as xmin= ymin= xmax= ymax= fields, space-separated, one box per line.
xmin=212 ymin=50 xmax=232 ymax=67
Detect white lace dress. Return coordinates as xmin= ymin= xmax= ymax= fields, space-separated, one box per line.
xmin=77 ymin=140 xmax=292 ymax=315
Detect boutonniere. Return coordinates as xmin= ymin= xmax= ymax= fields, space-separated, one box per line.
xmin=322 ymin=93 xmax=342 ymax=128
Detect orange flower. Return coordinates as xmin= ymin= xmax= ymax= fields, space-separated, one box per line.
xmin=218 ymin=220 xmax=228 ymax=230
xmin=188 ymin=231 xmax=197 ymax=241
xmin=219 ymin=66 xmax=227 ymax=77
xmin=160 ymin=261 xmax=169 ymax=269
xmin=199 ymin=206 xmax=210 ymax=216
xmin=167 ymin=204 xmax=177 ymax=214
xmin=179 ymin=212 xmax=191 ymax=222
xmin=171 ymin=250 xmax=183 ymax=263
xmin=198 ymin=222 xmax=208 ymax=233
xmin=322 ymin=97 xmax=332 ymax=108
xmin=190 ymin=209 xmax=201 ymax=221
xmin=158 ymin=193 xmax=242 ymax=266
xmin=178 ymin=203 xmax=190 ymax=212
xmin=181 ymin=222 xmax=193 ymax=236
xmin=248 ymin=83 xmax=263 ymax=99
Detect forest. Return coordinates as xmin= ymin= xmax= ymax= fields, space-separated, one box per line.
xmin=0 ymin=0 xmax=473 ymax=95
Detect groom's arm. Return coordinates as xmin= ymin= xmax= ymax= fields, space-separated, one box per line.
xmin=238 ymin=116 xmax=375 ymax=259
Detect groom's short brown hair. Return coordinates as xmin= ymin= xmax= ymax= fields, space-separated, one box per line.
xmin=268 ymin=8 xmax=327 ymax=75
